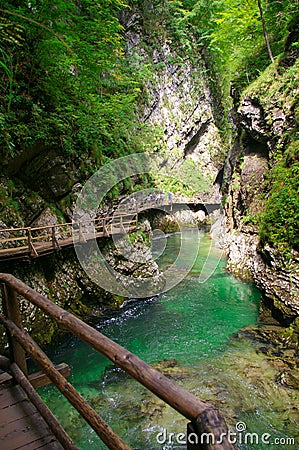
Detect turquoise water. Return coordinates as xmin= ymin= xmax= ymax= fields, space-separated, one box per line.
xmin=39 ymin=231 xmax=297 ymax=449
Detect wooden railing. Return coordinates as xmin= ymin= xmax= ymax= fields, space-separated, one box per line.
xmin=0 ymin=197 xmax=217 ymax=261
xmin=0 ymin=212 xmax=138 ymax=260
xmin=0 ymin=273 xmax=234 ymax=450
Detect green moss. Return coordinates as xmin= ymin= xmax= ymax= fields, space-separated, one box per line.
xmin=128 ymin=229 xmax=150 ymax=247
xmin=259 ymin=157 xmax=299 ymax=251
xmin=243 ymin=58 xmax=299 ymax=116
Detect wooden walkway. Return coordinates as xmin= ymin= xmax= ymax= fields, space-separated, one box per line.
xmin=0 ymin=214 xmax=137 ymax=262
xmin=0 ymin=200 xmax=220 ymax=262
xmin=0 ymin=383 xmax=64 ymax=450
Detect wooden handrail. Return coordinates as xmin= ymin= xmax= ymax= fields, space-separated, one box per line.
xmin=0 ymin=273 xmax=234 ymax=450
xmin=0 ymin=200 xmax=217 ymax=260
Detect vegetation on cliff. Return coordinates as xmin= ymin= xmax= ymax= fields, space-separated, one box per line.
xmin=0 ymin=0 xmax=148 ymax=161
xmin=0 ymin=1 xmax=298 ymax=292
xmin=0 ymin=0 xmax=158 ymax=228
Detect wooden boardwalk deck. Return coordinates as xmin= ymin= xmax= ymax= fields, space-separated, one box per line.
xmin=0 ymin=200 xmax=220 ymax=263
xmin=0 ymin=224 xmax=136 ymax=262
xmin=0 ymin=382 xmax=64 ymax=450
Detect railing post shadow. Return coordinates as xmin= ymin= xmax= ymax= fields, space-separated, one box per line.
xmin=0 ymin=283 xmax=28 ymax=377
xmin=120 ymin=216 xmax=126 ymax=234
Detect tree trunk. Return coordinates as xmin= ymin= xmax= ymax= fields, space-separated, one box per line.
xmin=257 ymin=0 xmax=275 ymax=63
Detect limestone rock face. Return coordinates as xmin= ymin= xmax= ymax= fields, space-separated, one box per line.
xmin=120 ymin=5 xmax=224 ymax=202
xmin=102 ymin=232 xmax=166 ymax=298
xmin=224 ymin=56 xmax=299 ymax=325
xmin=238 ymin=98 xmax=269 ymax=142
xmin=238 ymin=96 xmax=294 ymax=154
xmin=253 ymin=246 xmax=299 ymax=323
xmin=151 ymin=209 xmax=207 ymax=233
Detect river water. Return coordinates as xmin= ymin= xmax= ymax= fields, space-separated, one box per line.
xmin=40 ymin=230 xmax=298 ymax=449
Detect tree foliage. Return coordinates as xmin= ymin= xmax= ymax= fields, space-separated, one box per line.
xmin=0 ymin=0 xmax=149 ymax=165
xmin=170 ymin=0 xmax=299 ymax=91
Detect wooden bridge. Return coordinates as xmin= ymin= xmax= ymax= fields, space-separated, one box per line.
xmin=0 ymin=212 xmax=137 ymax=262
xmin=0 ymin=199 xmax=220 ymax=262
xmin=0 ymin=273 xmax=234 ymax=449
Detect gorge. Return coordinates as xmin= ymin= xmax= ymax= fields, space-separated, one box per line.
xmin=0 ymin=0 xmax=298 ymax=448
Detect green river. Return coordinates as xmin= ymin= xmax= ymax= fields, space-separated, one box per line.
xmin=39 ymin=230 xmax=298 ymax=449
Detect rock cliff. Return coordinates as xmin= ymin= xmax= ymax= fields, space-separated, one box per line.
xmin=224 ymin=34 xmax=299 ymax=327
xmin=119 ymin=4 xmax=224 ymax=202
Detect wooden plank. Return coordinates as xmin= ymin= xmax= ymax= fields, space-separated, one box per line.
xmin=0 ymin=383 xmax=66 ymax=449
xmin=0 ymin=384 xmax=27 ymax=409
xmin=0 ymin=398 xmax=37 ymax=424
xmin=0 ymin=371 xmax=12 ymax=384
xmin=0 ymin=411 xmax=59 ymax=450
xmin=23 ymin=437 xmax=65 ymax=450
xmin=10 ymin=362 xmax=78 ymax=450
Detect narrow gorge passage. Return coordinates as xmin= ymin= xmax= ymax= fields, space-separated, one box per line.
xmin=38 ymin=231 xmax=299 ymax=450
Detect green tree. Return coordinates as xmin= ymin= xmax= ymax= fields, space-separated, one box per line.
xmin=0 ymin=0 xmax=147 ymax=164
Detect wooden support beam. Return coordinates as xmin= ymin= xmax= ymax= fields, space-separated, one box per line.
xmin=0 ymin=284 xmax=28 ymax=377
xmin=51 ymin=226 xmax=60 ymax=250
xmin=27 ymin=228 xmax=38 ymax=257
xmin=102 ymin=220 xmax=109 ymax=237
xmin=30 ymin=362 xmax=70 ymax=389
xmin=0 ymin=362 xmax=70 ymax=387
xmin=78 ymin=223 xmax=87 ymax=243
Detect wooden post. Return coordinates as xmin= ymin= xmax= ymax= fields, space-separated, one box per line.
xmin=0 ymin=283 xmax=28 ymax=377
xmin=27 ymin=228 xmax=38 ymax=257
xmin=187 ymin=410 xmax=235 ymax=450
xmin=78 ymin=223 xmax=86 ymax=243
xmin=103 ymin=220 xmax=109 ymax=237
xmin=51 ymin=226 xmax=60 ymax=249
